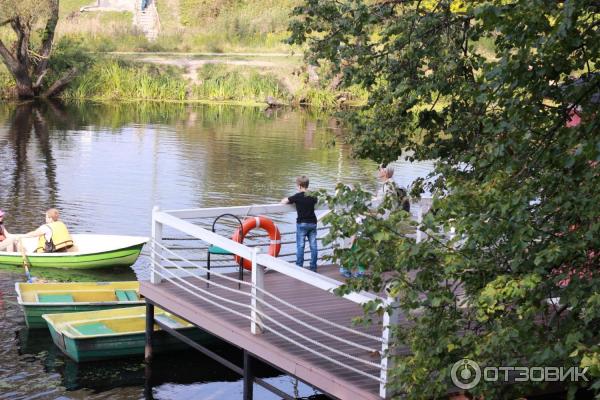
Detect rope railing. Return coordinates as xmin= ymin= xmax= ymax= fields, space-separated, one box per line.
xmin=149 ymin=264 xmax=382 ymax=380
xmin=160 ymin=235 xmax=330 ymax=250
xmin=152 ymin=268 xmax=251 ymax=322
xmin=151 ymin=240 xmax=380 ymax=345
xmin=256 ymin=315 xmax=383 ymax=382
xmin=149 ymin=246 xmax=382 ymax=378
xmin=160 ymin=245 xmax=334 ymax=266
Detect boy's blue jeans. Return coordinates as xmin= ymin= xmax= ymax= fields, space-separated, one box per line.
xmin=296 ymin=223 xmax=318 ymax=271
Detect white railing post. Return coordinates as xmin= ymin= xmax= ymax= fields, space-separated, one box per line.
xmin=151 ymin=205 xmax=163 ymax=284
xmin=380 ymin=296 xmax=399 ymax=398
xmin=416 ymin=203 xmax=423 ymax=243
xmin=251 ymin=247 xmax=264 ymax=334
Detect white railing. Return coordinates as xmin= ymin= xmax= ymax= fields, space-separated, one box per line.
xmin=148 ymin=202 xmax=424 ymax=398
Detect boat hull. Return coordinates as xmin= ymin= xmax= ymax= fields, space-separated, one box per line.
xmin=0 ymin=243 xmax=145 ymax=269
xmin=47 ymin=323 xmax=209 ymax=362
xmin=43 ymin=306 xmax=215 ymax=362
xmin=17 ymin=281 xmax=144 ymax=328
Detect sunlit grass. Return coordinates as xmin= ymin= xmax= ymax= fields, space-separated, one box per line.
xmin=191 ymin=64 xmax=288 ymax=102
xmin=63 ymin=59 xmax=188 ymax=101
xmin=0 ymin=64 xmax=15 ymax=99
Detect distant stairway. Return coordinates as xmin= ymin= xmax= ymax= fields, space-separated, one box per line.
xmin=134 ymin=1 xmax=160 ymax=41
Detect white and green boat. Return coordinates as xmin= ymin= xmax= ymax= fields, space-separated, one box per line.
xmin=0 ymin=234 xmax=147 ymax=270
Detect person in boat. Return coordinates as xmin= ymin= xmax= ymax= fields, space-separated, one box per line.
xmin=0 ymin=209 xmax=19 ymax=252
xmin=21 ymin=208 xmax=74 ymax=253
xmin=281 ymin=176 xmax=319 ymax=272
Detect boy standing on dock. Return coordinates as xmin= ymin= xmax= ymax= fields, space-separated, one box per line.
xmin=281 ymin=176 xmax=318 ymax=272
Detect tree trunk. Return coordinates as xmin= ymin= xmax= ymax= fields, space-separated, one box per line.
xmin=0 ymin=1 xmax=70 ymax=100
xmin=14 ymin=68 xmax=35 ymax=99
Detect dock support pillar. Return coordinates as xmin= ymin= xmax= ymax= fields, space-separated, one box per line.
xmin=145 ymin=302 xmax=155 ymax=363
xmin=243 ymin=350 xmax=254 ymax=400
xmin=144 ymin=362 xmax=154 ymax=400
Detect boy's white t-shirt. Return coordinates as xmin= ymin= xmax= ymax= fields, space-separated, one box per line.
xmin=40 ymin=224 xmax=53 ymax=242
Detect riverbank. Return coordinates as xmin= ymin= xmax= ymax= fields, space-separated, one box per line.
xmin=0 ymin=51 xmax=365 ymax=108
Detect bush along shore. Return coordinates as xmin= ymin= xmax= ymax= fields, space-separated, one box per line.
xmin=0 ymin=51 xmax=366 ymax=109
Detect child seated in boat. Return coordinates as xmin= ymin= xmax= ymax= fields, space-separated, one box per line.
xmin=0 ymin=209 xmax=18 ymax=252
xmin=21 ymin=208 xmax=74 ymax=253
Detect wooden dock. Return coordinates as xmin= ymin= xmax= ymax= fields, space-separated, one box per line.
xmin=141 ymin=264 xmax=385 ymax=399
xmin=141 ymin=203 xmax=417 ymax=399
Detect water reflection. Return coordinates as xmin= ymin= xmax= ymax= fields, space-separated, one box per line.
xmin=0 ymin=101 xmax=380 ymax=238
xmin=2 ymin=102 xmax=59 ymax=226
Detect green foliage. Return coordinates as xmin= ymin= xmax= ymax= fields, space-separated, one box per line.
xmin=0 ymin=64 xmax=14 ymax=99
xmin=291 ymin=0 xmax=600 ymax=398
xmin=176 ymin=0 xmax=298 ymax=51
xmin=0 ymin=0 xmax=52 ymax=22
xmin=47 ymin=37 xmax=93 ymax=78
xmin=296 ymin=87 xmax=337 ymax=108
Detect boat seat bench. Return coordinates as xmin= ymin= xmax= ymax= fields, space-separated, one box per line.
xmin=208 ymin=245 xmax=233 ymax=255
xmin=115 ymin=290 xmax=139 ymax=302
xmin=38 ymin=294 xmax=74 ymax=303
xmin=74 ymin=322 xmax=115 ymax=336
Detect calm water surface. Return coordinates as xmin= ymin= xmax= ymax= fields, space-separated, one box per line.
xmin=0 ymin=101 xmax=433 ymax=399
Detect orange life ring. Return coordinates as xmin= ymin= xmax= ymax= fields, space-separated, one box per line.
xmin=231 ymin=216 xmax=281 ymax=270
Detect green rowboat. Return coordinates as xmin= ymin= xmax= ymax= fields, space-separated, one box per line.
xmin=0 ymin=234 xmax=147 ymax=269
xmin=43 ymin=306 xmax=212 ymax=362
xmin=16 ymin=281 xmax=144 ymax=328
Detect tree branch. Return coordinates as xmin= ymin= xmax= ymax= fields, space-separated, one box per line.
xmin=42 ymin=67 xmax=78 ymax=98
xmin=34 ymin=0 xmax=59 ymax=80
xmin=0 ymin=39 xmax=19 ymax=74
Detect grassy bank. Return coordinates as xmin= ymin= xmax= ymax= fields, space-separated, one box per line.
xmin=0 ymin=53 xmax=363 ymax=107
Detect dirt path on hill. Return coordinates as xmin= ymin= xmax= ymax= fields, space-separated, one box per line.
xmin=111 ymin=52 xmax=302 ymax=90
xmin=140 ymin=56 xmax=282 ymax=84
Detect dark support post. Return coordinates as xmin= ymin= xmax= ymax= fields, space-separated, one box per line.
xmin=207 ymin=251 xmax=211 ymax=288
xmin=243 ymin=350 xmax=254 ymax=400
xmin=145 ymin=302 xmax=155 ymax=363
xmin=144 ymin=362 xmax=154 ymax=400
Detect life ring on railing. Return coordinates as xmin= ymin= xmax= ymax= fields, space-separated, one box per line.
xmin=232 ymin=216 xmax=281 ymax=270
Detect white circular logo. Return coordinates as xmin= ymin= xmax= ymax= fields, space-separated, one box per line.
xmin=451 ymin=359 xmax=481 ymax=390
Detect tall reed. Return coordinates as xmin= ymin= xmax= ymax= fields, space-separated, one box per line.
xmin=63 ymin=60 xmax=188 ymax=101
xmin=191 ymin=64 xmax=288 ymax=102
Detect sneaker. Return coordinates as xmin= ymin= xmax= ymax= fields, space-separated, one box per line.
xmin=340 ymin=268 xmax=352 ymax=278
xmin=309 ymin=267 xmax=317 ymax=273
xmin=354 ymin=271 xmax=365 ymax=278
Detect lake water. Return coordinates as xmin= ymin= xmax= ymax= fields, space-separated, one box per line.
xmin=0 ymin=101 xmax=434 ymax=399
